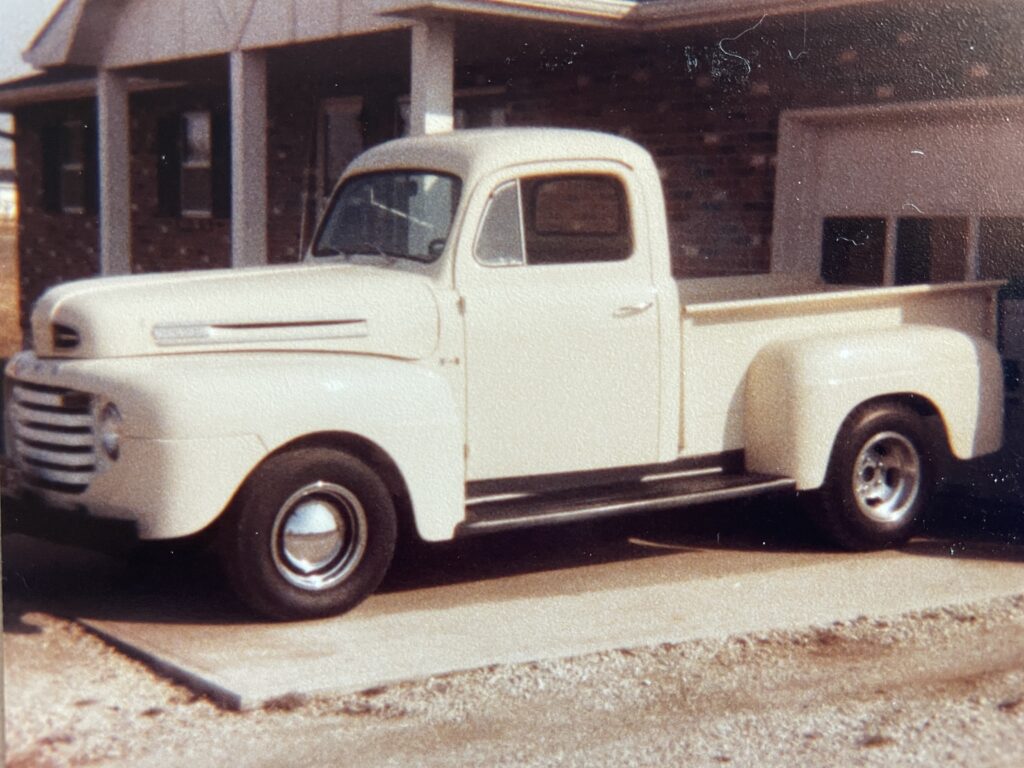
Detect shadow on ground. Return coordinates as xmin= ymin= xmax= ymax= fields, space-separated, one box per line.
xmin=5 ymin=471 xmax=1023 ymax=631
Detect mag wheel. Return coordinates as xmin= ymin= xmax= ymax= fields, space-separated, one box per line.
xmin=817 ymin=403 xmax=936 ymax=551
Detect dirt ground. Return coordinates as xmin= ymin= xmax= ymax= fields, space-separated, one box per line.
xmin=0 ymin=223 xmax=22 ymax=357
xmin=4 ymin=569 xmax=1024 ymax=767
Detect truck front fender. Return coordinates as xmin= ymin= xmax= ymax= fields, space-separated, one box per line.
xmin=46 ymin=353 xmax=465 ymax=541
xmin=249 ymin=356 xmax=465 ymax=542
xmin=744 ymin=325 xmax=1003 ymax=489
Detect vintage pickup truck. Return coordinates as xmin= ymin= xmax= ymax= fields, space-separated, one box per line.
xmin=2 ymin=128 xmax=1004 ymax=619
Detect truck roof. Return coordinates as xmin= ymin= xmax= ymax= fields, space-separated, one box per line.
xmin=344 ymin=128 xmax=655 ymax=184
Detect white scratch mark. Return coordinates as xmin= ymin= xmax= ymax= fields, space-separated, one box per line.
xmin=719 ymin=13 xmax=767 ymax=75
xmin=910 ymin=149 xmax=925 ymax=156
xmin=903 ymin=203 xmax=924 ymax=213
xmin=836 ymin=236 xmax=866 ymax=247
xmin=788 ymin=13 xmax=809 ymax=61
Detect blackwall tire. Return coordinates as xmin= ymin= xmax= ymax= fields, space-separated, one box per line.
xmin=218 ymin=447 xmax=397 ymax=620
xmin=817 ymin=403 xmax=936 ymax=551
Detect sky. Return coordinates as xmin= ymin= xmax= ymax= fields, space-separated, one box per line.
xmin=0 ymin=0 xmax=59 ymax=80
xmin=1 ymin=0 xmax=61 ymax=166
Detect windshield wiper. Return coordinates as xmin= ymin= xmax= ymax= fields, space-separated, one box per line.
xmin=368 ymin=190 xmax=435 ymax=229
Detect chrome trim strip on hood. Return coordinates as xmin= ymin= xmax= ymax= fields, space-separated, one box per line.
xmin=152 ymin=319 xmax=370 ymax=347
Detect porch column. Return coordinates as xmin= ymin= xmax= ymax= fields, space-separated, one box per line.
xmin=230 ymin=49 xmax=268 ymax=267
xmin=410 ymin=20 xmax=454 ymax=136
xmin=96 ymin=69 xmax=131 ymax=275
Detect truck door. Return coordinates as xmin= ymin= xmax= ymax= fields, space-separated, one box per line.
xmin=457 ymin=164 xmax=661 ymax=480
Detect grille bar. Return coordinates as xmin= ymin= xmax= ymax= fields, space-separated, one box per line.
xmin=13 ymin=383 xmax=90 ymax=410
xmin=16 ymin=441 xmax=96 ymax=468
xmin=10 ymin=403 xmax=93 ymax=429
xmin=8 ymin=379 xmax=97 ymax=494
xmin=14 ymin=424 xmax=95 ymax=448
xmin=22 ymin=465 xmax=96 ymax=487
xmin=13 ymin=387 xmax=67 ymax=408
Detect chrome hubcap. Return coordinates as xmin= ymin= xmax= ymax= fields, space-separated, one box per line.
xmin=852 ymin=431 xmax=921 ymax=524
xmin=271 ymin=482 xmax=368 ymax=591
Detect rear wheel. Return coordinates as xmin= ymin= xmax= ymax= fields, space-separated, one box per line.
xmin=817 ymin=403 xmax=937 ymax=550
xmin=218 ymin=447 xmax=397 ymax=620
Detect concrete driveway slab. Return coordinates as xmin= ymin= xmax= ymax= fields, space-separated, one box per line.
xmin=81 ymin=545 xmax=1024 ymax=710
xmin=5 ymin=499 xmax=1024 ymax=710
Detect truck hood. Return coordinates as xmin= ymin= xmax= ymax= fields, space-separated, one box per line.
xmin=30 ymin=263 xmax=440 ymax=360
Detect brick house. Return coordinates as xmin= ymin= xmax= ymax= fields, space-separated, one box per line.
xmin=0 ymin=0 xmax=1022 ymax=366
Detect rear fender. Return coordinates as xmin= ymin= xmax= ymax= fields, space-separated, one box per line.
xmin=744 ymin=325 xmax=1003 ymax=489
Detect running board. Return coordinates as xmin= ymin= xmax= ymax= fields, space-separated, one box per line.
xmin=456 ymin=472 xmax=796 ymax=537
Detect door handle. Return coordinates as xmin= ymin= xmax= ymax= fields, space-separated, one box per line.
xmin=614 ymin=301 xmax=654 ymax=318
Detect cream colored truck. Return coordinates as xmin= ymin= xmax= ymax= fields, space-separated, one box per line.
xmin=2 ymin=129 xmax=1005 ymax=619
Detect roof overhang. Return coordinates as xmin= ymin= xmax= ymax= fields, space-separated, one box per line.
xmin=382 ymin=0 xmax=637 ymax=28
xmin=23 ymin=0 xmax=86 ymax=70
xmin=0 ymin=72 xmax=185 ymax=112
xmin=386 ymin=0 xmax=894 ymax=30
xmin=637 ymin=0 xmax=894 ymax=28
xmin=0 ymin=73 xmax=95 ymax=110
xmin=22 ymin=0 xmax=909 ymax=72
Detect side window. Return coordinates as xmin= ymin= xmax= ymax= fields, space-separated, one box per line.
xmin=474 ymin=181 xmax=525 ymax=266
xmin=59 ymin=120 xmax=88 ymax=214
xmin=522 ymin=175 xmax=632 ymax=264
xmin=180 ymin=111 xmax=213 ymax=217
xmin=820 ymin=217 xmax=886 ymax=285
xmin=156 ymin=110 xmax=230 ymax=219
xmin=475 ymin=174 xmax=633 ymax=267
xmin=41 ymin=117 xmax=97 ymax=215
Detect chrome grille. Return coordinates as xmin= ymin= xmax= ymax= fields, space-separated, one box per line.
xmin=9 ymin=380 xmax=96 ymax=494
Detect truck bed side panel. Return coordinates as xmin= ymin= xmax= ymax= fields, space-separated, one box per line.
xmin=678 ymin=280 xmax=1001 ymax=462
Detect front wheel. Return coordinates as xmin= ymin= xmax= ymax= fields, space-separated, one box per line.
xmin=218 ymin=447 xmax=397 ymax=620
xmin=816 ymin=403 xmax=938 ymax=550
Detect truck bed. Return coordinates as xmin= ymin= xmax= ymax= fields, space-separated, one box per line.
xmin=675 ymin=274 xmax=1002 ymax=456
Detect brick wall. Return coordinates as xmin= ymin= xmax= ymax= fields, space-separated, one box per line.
xmin=474 ymin=47 xmax=779 ymax=277
xmin=15 ymin=101 xmax=101 ymax=328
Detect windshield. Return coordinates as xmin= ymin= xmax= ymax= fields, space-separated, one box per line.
xmin=313 ymin=171 xmax=462 ymax=263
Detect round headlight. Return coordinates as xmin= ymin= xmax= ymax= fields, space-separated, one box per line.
xmin=99 ymin=402 xmax=122 ymax=460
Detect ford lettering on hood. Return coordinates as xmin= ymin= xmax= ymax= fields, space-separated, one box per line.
xmin=30 ymin=263 xmax=440 ymax=360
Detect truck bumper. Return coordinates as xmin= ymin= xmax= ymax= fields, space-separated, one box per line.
xmin=5 ymin=434 xmax=266 ymax=541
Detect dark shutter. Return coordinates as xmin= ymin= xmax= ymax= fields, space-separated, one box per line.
xmin=40 ymin=122 xmax=62 ymax=213
xmin=83 ymin=115 xmax=99 ymax=214
xmin=156 ymin=114 xmax=181 ymax=217
xmin=211 ymin=111 xmax=231 ymax=219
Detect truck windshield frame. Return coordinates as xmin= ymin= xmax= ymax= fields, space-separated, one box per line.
xmin=312 ymin=170 xmax=463 ymax=264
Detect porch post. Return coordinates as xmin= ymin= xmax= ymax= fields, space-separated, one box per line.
xmin=410 ymin=20 xmax=454 ymax=136
xmin=96 ymin=69 xmax=131 ymax=275
xmin=230 ymin=49 xmax=268 ymax=267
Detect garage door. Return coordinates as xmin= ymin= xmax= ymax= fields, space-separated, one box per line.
xmin=773 ymin=97 xmax=1024 ymax=365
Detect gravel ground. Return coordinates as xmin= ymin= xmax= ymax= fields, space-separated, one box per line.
xmin=0 ymin=227 xmax=22 ymax=357
xmin=5 ymin=591 xmax=1024 ymax=767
